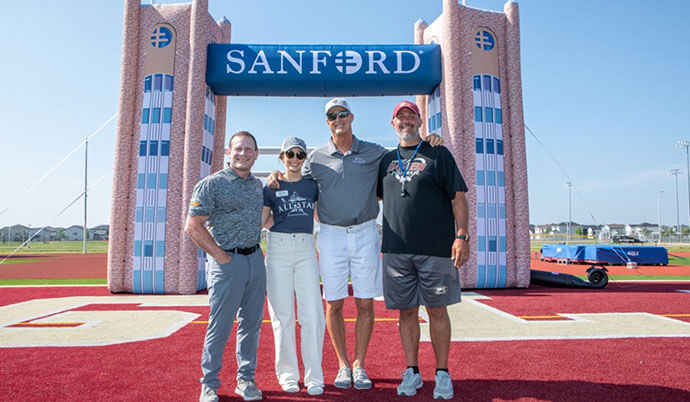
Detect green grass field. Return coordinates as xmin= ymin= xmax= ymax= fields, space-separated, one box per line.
xmin=0 ymin=278 xmax=107 ymax=286
xmin=0 ymin=241 xmax=108 ymax=255
xmin=575 ymin=275 xmax=690 ymax=281
xmin=668 ymin=254 xmax=690 ymax=265
xmin=0 ymin=258 xmax=48 ymax=265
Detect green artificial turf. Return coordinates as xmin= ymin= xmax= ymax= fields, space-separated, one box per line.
xmin=668 ymin=255 xmax=690 ymax=266
xmin=0 ymin=278 xmax=107 ymax=286
xmin=0 ymin=241 xmax=108 ymax=255
xmin=576 ymin=275 xmax=690 ymax=281
xmin=0 ymin=258 xmax=48 ymax=265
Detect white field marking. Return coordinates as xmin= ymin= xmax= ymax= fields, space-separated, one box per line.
xmin=0 ymin=295 xmax=208 ymax=348
xmin=677 ymin=290 xmax=690 ymax=293
xmin=418 ymin=293 xmax=690 ymax=342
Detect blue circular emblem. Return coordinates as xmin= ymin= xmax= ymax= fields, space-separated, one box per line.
xmin=151 ymin=26 xmax=172 ymax=48
xmin=474 ymin=30 xmax=495 ymax=51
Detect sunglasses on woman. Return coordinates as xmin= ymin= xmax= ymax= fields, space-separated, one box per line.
xmin=326 ymin=110 xmax=350 ymax=121
xmin=285 ymin=150 xmax=306 ymax=160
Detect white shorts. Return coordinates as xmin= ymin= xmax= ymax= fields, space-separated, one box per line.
xmin=317 ymin=219 xmax=382 ymax=301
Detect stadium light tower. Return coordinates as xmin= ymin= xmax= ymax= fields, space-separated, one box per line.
xmin=676 ymin=140 xmax=690 ymax=232
xmin=670 ymin=169 xmax=682 ymax=234
xmin=658 ymin=189 xmax=664 ymax=244
xmin=566 ymin=181 xmax=572 ymax=243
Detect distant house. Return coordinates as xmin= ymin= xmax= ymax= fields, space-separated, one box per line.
xmin=631 ymin=222 xmax=657 ymax=241
xmin=64 ymin=225 xmax=85 ymax=241
xmin=549 ymin=222 xmax=582 ymax=236
xmin=89 ymin=224 xmax=109 ymax=240
xmin=3 ymin=225 xmax=31 ymax=242
xmin=2 ymin=224 xmax=114 ymax=242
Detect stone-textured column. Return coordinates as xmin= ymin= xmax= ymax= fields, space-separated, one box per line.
xmin=440 ymin=0 xmax=463 ymax=165
xmin=440 ymin=0 xmax=479 ymax=288
xmin=414 ymin=19 xmax=429 ymax=138
xmin=212 ymin=18 xmax=231 ymax=174
xmin=108 ymin=0 xmax=140 ymax=293
xmin=178 ymin=0 xmax=210 ymax=294
xmin=504 ymin=0 xmax=530 ymax=287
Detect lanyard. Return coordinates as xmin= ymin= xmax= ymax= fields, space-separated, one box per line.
xmin=396 ymin=140 xmax=423 ymax=180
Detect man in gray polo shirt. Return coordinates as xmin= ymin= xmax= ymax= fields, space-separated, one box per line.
xmin=268 ymin=98 xmax=442 ymax=390
xmin=306 ymin=98 xmax=384 ymax=390
xmin=185 ymin=131 xmax=265 ymax=402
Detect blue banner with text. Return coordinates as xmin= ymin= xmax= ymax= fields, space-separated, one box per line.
xmin=206 ymin=44 xmax=442 ymax=96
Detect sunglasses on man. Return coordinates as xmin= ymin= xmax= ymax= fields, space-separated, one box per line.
xmin=285 ymin=150 xmax=306 ymax=160
xmin=326 ymin=110 xmax=350 ymax=121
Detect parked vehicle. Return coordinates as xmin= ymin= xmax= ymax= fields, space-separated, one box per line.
xmin=612 ymin=235 xmax=644 ymax=244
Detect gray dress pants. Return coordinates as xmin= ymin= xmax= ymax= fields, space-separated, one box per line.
xmin=200 ymin=249 xmax=266 ymax=390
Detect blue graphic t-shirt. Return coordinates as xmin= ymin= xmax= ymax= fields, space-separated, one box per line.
xmin=263 ymin=178 xmax=318 ymax=234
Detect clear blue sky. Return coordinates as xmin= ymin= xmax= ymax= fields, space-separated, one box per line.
xmin=1 ymin=0 xmax=689 ymax=229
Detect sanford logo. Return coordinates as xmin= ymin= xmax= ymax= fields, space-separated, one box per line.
xmin=226 ymin=48 xmax=421 ymax=76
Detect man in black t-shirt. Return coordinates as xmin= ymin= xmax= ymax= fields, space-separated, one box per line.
xmin=376 ymin=101 xmax=469 ymax=400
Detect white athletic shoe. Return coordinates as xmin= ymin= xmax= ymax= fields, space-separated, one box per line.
xmin=281 ymin=381 xmax=299 ymax=393
xmin=307 ymin=385 xmax=324 ymax=395
xmin=397 ymin=368 xmax=423 ymax=396
xmin=433 ymin=371 xmax=453 ymax=400
xmin=353 ymin=367 xmax=373 ymax=390
xmin=199 ymin=384 xmax=219 ymax=402
xmin=235 ymin=379 xmax=263 ymax=401
xmin=334 ymin=366 xmax=352 ymax=389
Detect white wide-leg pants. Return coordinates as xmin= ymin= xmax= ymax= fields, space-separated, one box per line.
xmin=265 ymin=231 xmax=325 ymax=388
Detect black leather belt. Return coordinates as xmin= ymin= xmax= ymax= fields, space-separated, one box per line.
xmin=224 ymin=244 xmax=260 ymax=255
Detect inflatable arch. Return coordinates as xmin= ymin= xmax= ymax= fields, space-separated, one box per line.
xmin=108 ymin=0 xmax=529 ymax=294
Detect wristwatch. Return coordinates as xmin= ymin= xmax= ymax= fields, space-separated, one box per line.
xmin=455 ymin=234 xmax=470 ymax=241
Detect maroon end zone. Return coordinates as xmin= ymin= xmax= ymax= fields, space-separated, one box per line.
xmin=0 ymin=284 xmax=689 ymax=401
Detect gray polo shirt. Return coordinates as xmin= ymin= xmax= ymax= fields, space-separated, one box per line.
xmin=188 ymin=168 xmax=263 ymax=249
xmin=304 ymin=135 xmax=387 ymax=226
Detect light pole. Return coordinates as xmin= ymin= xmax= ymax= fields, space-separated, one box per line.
xmin=566 ymin=181 xmax=572 ymax=243
xmin=676 ymin=140 xmax=690 ymax=237
xmin=658 ymin=189 xmax=664 ymax=244
xmin=83 ymin=139 xmax=88 ymax=254
xmin=670 ymin=169 xmax=682 ymax=235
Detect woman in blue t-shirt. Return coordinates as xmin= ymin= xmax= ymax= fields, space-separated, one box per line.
xmin=261 ymin=137 xmax=325 ymax=395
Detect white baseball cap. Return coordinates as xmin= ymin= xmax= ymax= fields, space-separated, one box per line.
xmin=324 ymin=98 xmax=351 ymax=115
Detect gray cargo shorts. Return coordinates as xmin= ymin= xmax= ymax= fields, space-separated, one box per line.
xmin=382 ymin=253 xmax=461 ymax=310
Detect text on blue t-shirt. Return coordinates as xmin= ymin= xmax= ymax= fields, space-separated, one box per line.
xmin=263 ymin=178 xmax=318 ymax=234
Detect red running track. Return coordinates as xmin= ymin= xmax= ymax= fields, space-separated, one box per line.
xmin=0 ymin=254 xmax=107 ymax=279
xmin=2 ymin=252 xmax=689 ymax=281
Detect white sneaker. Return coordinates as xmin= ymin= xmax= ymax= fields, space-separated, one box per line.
xmin=235 ymin=379 xmax=263 ymax=401
xmin=397 ymin=368 xmax=423 ymax=396
xmin=281 ymin=381 xmax=299 ymax=393
xmin=334 ymin=366 xmax=352 ymax=389
xmin=199 ymin=384 xmax=219 ymax=402
xmin=307 ymin=385 xmax=324 ymax=395
xmin=433 ymin=371 xmax=453 ymax=400
xmin=353 ymin=367 xmax=373 ymax=390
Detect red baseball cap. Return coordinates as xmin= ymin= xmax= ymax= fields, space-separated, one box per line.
xmin=392 ymin=100 xmax=420 ymax=118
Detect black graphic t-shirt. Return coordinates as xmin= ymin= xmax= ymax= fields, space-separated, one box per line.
xmin=377 ymin=141 xmax=467 ymax=257
xmin=263 ymin=178 xmax=318 ymax=234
